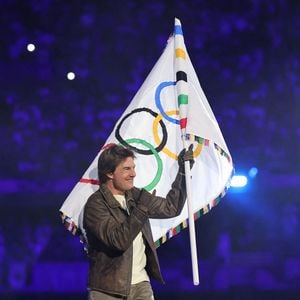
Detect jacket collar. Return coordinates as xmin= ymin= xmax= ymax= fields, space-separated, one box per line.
xmin=99 ymin=184 xmax=135 ymax=209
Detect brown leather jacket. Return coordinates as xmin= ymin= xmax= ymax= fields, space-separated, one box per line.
xmin=83 ymin=171 xmax=187 ymax=297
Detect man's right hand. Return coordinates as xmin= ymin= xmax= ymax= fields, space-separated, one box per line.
xmin=178 ymin=144 xmax=195 ymax=171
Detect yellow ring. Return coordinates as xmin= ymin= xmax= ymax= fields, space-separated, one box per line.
xmin=153 ymin=110 xmax=203 ymax=160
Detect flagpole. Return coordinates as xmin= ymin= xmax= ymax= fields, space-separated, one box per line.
xmin=175 ymin=16 xmax=200 ymax=285
xmin=182 ymin=139 xmax=200 ymax=285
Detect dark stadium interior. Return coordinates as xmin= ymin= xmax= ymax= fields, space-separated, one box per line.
xmin=0 ymin=1 xmax=299 ymax=299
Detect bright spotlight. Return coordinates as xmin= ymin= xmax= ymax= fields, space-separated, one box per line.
xmin=67 ymin=72 xmax=75 ymax=80
xmin=27 ymin=43 xmax=36 ymax=52
xmin=231 ymin=175 xmax=248 ymax=188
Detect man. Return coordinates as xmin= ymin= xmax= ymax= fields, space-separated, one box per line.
xmin=83 ymin=144 xmax=194 ymax=299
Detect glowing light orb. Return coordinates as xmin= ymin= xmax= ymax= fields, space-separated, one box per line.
xmin=67 ymin=72 xmax=75 ymax=80
xmin=27 ymin=43 xmax=36 ymax=52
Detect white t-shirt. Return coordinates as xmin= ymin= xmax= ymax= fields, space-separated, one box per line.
xmin=114 ymin=195 xmax=150 ymax=284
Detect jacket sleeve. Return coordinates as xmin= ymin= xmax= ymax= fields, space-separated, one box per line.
xmin=84 ymin=194 xmax=149 ymax=252
xmin=139 ymin=171 xmax=187 ymax=219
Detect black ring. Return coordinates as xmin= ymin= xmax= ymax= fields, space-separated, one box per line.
xmin=115 ymin=107 xmax=168 ymax=155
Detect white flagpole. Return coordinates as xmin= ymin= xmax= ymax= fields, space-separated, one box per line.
xmin=182 ymin=138 xmax=200 ymax=285
xmin=175 ymin=17 xmax=200 ymax=285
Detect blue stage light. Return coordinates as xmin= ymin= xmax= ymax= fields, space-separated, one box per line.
xmin=231 ymin=175 xmax=248 ymax=188
xmin=248 ymin=167 xmax=258 ymax=178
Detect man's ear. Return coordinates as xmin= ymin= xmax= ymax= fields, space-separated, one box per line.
xmin=106 ymin=172 xmax=113 ymax=180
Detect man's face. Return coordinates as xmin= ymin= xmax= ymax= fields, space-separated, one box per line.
xmin=106 ymin=157 xmax=136 ymax=195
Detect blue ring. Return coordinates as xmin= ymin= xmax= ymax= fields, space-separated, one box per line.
xmin=155 ymin=81 xmax=179 ymax=125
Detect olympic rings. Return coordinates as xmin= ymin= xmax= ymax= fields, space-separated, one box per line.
xmin=114 ymin=81 xmax=203 ymax=191
xmin=125 ymin=138 xmax=162 ymax=191
xmin=115 ymin=107 xmax=168 ymax=155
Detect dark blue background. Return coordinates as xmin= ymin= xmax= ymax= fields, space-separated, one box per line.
xmin=0 ymin=0 xmax=299 ymax=299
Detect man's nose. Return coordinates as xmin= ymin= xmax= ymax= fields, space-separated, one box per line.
xmin=131 ymin=169 xmax=136 ymax=177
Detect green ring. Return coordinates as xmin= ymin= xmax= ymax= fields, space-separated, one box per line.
xmin=124 ymin=138 xmax=163 ymax=191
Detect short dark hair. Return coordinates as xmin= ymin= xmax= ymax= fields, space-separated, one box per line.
xmin=98 ymin=144 xmax=135 ymax=183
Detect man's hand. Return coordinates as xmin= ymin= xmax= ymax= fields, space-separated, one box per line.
xmin=178 ymin=144 xmax=195 ymax=171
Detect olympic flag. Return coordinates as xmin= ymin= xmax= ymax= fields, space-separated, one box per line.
xmin=60 ymin=18 xmax=233 ymax=283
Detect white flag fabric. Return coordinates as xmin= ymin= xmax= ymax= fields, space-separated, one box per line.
xmin=59 ymin=18 xmax=233 ymax=247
